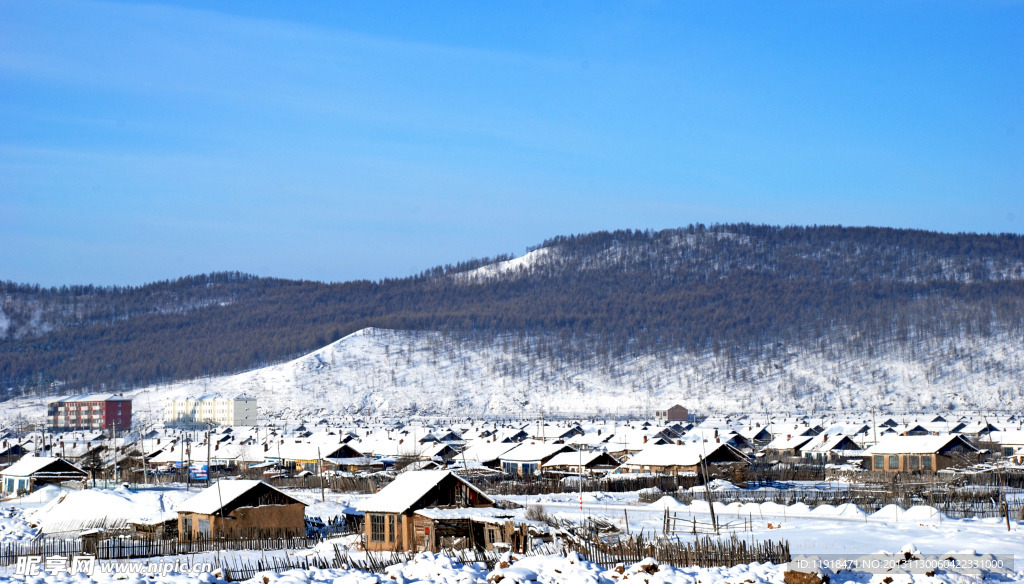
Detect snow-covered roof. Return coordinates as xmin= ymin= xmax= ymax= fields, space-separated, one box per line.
xmin=800 ymin=434 xmax=860 ymax=454
xmin=765 ymin=434 xmax=814 ymax=450
xmin=864 ymin=434 xmax=978 ymax=455
xmin=542 ymin=451 xmax=612 ymax=468
xmin=0 ymin=456 xmax=84 ymax=477
xmin=621 ymin=442 xmax=740 ymax=468
xmin=498 ymin=442 xmax=571 ymax=463
xmin=460 ymin=442 xmax=518 ymax=463
xmin=988 ymin=430 xmax=1024 ymax=446
xmin=356 ymin=470 xmax=491 ymax=514
xmin=53 ymin=393 xmax=130 ymax=403
xmin=176 ymin=479 xmax=300 ymax=515
xmin=413 ymin=506 xmax=516 ymax=523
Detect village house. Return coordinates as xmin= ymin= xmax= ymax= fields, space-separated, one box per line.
xmin=176 ymin=479 xmax=306 ymax=539
xmin=459 ymin=442 xmax=519 ymax=469
xmin=357 ymin=470 xmax=494 ymax=552
xmin=798 ymin=433 xmax=862 ymax=463
xmin=764 ymin=434 xmax=814 ymax=458
xmin=498 ymin=443 xmax=574 ymax=477
xmin=541 ymin=451 xmax=620 ymax=475
xmin=269 ymin=442 xmax=363 ymax=474
xmin=0 ymin=456 xmax=87 ymax=496
xmin=617 ymin=442 xmax=747 ymax=474
xmin=654 ymin=404 xmax=689 ymax=423
xmin=862 ymin=434 xmax=980 ymax=473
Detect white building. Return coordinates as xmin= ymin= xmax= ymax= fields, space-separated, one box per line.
xmin=164 ymin=394 xmax=257 ymax=428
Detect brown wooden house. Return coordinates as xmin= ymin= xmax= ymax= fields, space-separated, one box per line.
xmin=863 ymin=434 xmax=979 ymax=473
xmin=176 ymin=479 xmax=306 ymax=540
xmin=356 ymin=470 xmax=494 ymax=552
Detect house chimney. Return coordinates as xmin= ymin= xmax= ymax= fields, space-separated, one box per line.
xmin=786 ymin=434 xmax=791 ymax=440
xmin=643 ymin=436 xmax=647 ymax=443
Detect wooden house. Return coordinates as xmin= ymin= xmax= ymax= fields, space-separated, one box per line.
xmin=498 ymin=443 xmax=574 ymax=477
xmin=764 ymin=434 xmax=814 ymax=458
xmin=862 ymin=435 xmax=979 ymax=473
xmin=356 ymin=470 xmax=494 ymax=552
xmin=654 ymin=404 xmax=689 ymax=423
xmin=541 ymin=451 xmax=620 ymax=475
xmin=176 ymin=479 xmax=306 ymax=539
xmin=617 ymin=442 xmax=747 ymax=474
xmin=798 ymin=434 xmax=862 ymax=463
xmin=0 ymin=456 xmax=87 ymax=495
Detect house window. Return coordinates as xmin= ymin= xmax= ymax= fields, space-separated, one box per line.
xmin=1004 ymin=447 xmax=1014 ymax=457
xmin=198 ymin=518 xmax=210 ymax=538
xmin=488 ymin=528 xmax=496 ymax=544
xmin=183 ymin=517 xmax=193 ymax=538
xmin=888 ymin=455 xmax=899 ymax=470
xmin=922 ymin=456 xmax=933 ymax=470
xmin=909 ymin=456 xmax=919 ymax=470
xmin=873 ymin=455 xmax=883 ymax=470
xmin=370 ymin=514 xmax=385 ymax=542
xmin=388 ymin=514 xmax=396 ymax=543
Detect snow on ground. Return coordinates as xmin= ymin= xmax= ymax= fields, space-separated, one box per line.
xmin=0 ymin=484 xmax=1022 ymax=583
xmin=502 ymin=490 xmax=1024 ymax=558
xmin=453 ymin=248 xmax=552 ymax=283
xmin=1 ymin=550 xmax=1020 ymax=584
xmin=26 ymin=485 xmax=188 ymax=536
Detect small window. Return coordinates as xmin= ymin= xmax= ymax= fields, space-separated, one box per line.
xmin=873 ymin=455 xmax=883 ymax=470
xmin=922 ymin=456 xmax=933 ymax=470
xmin=909 ymin=455 xmax=919 ymax=470
xmin=888 ymin=455 xmax=899 ymax=470
xmin=388 ymin=514 xmax=396 ymax=543
xmin=488 ymin=528 xmax=496 ymax=544
xmin=370 ymin=514 xmax=385 ymax=542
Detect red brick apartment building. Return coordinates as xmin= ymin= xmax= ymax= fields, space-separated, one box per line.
xmin=47 ymin=394 xmax=132 ymax=431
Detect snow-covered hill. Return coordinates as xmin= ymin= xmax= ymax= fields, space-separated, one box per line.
xmin=11 ymin=325 xmax=1010 ymax=423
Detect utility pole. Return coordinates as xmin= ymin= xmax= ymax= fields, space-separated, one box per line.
xmin=206 ymin=422 xmax=212 ymax=488
xmin=186 ymin=434 xmax=192 ymax=491
xmin=871 ymin=406 xmax=878 ymax=446
xmin=112 ymin=421 xmax=118 ymax=485
xmin=318 ymin=447 xmax=325 ymax=503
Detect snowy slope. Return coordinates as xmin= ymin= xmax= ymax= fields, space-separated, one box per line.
xmin=5 ymin=324 xmax=1009 ymax=423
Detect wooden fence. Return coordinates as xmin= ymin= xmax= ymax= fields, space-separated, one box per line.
xmin=640 ymin=485 xmax=1024 ymax=519
xmin=0 ymin=535 xmax=333 ymax=567
xmin=562 ymin=534 xmax=791 ymax=569
xmin=471 ymin=474 xmax=694 ymax=497
xmin=219 ymin=545 xmax=504 ymax=581
xmin=219 ymin=535 xmax=791 ymax=581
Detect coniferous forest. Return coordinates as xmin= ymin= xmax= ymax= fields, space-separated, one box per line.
xmin=1 ymin=224 xmax=1022 ymax=399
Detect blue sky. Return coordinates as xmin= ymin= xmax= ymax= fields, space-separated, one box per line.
xmin=1 ymin=1 xmax=1022 ymax=286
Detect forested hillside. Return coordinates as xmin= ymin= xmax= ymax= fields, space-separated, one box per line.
xmin=2 ymin=224 xmax=1022 ymax=400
